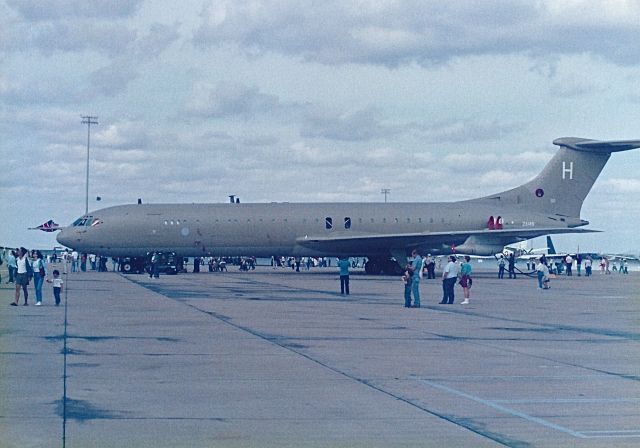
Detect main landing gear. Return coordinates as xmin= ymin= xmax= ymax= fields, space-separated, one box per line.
xmin=364 ymin=257 xmax=404 ymax=275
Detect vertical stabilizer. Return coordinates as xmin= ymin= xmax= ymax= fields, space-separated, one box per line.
xmin=477 ymin=138 xmax=640 ymax=218
xmin=546 ymin=236 xmax=556 ymax=255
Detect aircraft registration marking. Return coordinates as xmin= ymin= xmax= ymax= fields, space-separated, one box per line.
xmin=521 ymin=221 xmax=535 ymax=227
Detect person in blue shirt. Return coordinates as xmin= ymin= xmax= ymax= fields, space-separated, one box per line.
xmin=409 ymin=249 xmax=423 ymax=307
xmin=337 ymin=257 xmax=350 ymax=295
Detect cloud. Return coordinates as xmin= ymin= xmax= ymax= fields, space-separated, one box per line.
xmin=301 ymin=107 xmax=401 ymax=142
xmin=185 ymin=81 xmax=281 ymax=118
xmin=415 ymin=118 xmax=524 ymax=144
xmin=7 ymin=0 xmax=143 ymax=21
xmin=88 ymin=23 xmax=180 ymax=96
xmin=93 ymin=121 xmax=151 ymax=150
xmin=193 ymin=0 xmax=640 ymax=67
xmin=600 ymin=178 xmax=640 ymax=194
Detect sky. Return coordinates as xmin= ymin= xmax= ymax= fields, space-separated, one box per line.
xmin=1 ymin=0 xmax=639 ymax=255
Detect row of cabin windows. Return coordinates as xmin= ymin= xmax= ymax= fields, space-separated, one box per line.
xmin=162 ymin=216 xmax=446 ymax=229
xmin=325 ymin=216 xmax=445 ymax=229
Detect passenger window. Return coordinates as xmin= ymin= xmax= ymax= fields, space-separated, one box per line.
xmin=344 ymin=217 xmax=351 ymax=229
xmin=325 ymin=217 xmax=333 ymax=229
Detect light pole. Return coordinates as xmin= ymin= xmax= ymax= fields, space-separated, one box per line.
xmin=381 ymin=188 xmax=390 ymax=203
xmin=81 ymin=116 xmax=98 ymax=214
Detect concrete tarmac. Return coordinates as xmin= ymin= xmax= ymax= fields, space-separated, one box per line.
xmin=1 ymin=265 xmax=639 ymax=447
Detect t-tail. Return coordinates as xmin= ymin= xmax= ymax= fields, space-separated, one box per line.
xmin=476 ymin=138 xmax=640 ymax=221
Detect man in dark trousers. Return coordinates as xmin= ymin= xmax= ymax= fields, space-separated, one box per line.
xmin=508 ymin=253 xmax=516 ymax=279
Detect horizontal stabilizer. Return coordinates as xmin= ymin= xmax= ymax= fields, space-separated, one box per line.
xmin=553 ymin=137 xmax=640 ymax=153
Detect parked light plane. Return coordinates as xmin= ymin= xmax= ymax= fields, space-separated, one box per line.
xmin=56 ymin=137 xmax=640 ymax=274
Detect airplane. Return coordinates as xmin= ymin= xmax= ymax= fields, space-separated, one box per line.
xmin=56 ymin=137 xmax=640 ymax=274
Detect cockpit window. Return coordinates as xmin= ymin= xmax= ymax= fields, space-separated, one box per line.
xmin=72 ymin=216 xmax=93 ymax=226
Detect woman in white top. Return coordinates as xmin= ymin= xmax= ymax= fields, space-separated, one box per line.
xmin=11 ymin=247 xmax=31 ymax=306
xmin=32 ymin=250 xmax=46 ymax=306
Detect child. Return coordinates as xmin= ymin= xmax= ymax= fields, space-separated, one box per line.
xmin=46 ymin=270 xmax=63 ymax=306
xmin=402 ymin=263 xmax=413 ymax=308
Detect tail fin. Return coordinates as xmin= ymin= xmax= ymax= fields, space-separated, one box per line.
xmin=478 ymin=138 xmax=640 ymax=218
xmin=546 ymin=236 xmax=556 ymax=255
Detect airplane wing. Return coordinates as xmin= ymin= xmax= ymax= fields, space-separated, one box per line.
xmin=296 ymin=227 xmax=599 ymax=255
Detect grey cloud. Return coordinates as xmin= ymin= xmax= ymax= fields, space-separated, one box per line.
xmin=89 ymin=60 xmax=139 ymax=96
xmin=7 ymin=0 xmax=143 ymax=21
xmin=185 ymin=81 xmax=281 ymax=118
xmin=7 ymin=21 xmax=135 ymax=57
xmin=414 ymin=119 xmax=525 ymax=144
xmin=193 ymin=0 xmax=640 ymax=67
xmin=301 ymin=107 xmax=401 ymax=142
xmin=88 ymin=23 xmax=180 ymax=96
xmin=549 ymin=76 xmax=604 ymax=98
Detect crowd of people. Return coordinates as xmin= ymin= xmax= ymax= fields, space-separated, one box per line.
xmin=2 ymin=247 xmax=63 ymax=307
xmin=2 ymin=245 xmax=632 ymax=309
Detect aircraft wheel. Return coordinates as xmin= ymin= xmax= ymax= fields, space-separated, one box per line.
xmin=365 ymin=259 xmax=382 ymax=275
xmin=122 ymin=263 xmax=134 ymax=274
xmin=383 ymin=259 xmax=403 ymax=276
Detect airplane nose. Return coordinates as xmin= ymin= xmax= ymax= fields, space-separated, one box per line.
xmin=56 ymin=229 xmax=73 ymax=248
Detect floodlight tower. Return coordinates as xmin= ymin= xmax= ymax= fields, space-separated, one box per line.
xmin=81 ymin=115 xmax=98 ymax=214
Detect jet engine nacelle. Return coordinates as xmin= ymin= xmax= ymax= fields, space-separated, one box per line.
xmin=454 ymin=236 xmax=504 ymax=256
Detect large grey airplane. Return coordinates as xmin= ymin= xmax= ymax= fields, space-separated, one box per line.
xmin=56 ymin=137 xmax=640 ymax=274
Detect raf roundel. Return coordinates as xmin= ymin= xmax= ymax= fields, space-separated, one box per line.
xmin=535 ymin=188 xmax=544 ymax=198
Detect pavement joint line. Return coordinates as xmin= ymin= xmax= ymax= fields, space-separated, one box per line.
xmin=492 ymin=398 xmax=640 ymax=404
xmin=417 ymin=378 xmax=587 ymax=439
xmin=125 ymin=275 xmax=520 ymax=447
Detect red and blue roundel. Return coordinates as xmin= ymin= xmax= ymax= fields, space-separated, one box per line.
xmin=535 ymin=189 xmax=544 ymax=197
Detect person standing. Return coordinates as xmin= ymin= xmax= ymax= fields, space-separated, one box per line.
xmin=576 ymin=254 xmax=582 ymax=276
xmin=497 ymin=255 xmax=505 ymax=279
xmin=150 ymin=252 xmax=160 ymax=278
xmin=425 ymin=254 xmax=436 ymax=279
xmin=11 ymin=247 xmax=32 ymax=306
xmin=459 ymin=255 xmax=472 ymax=305
xmin=337 ymin=257 xmax=350 ymax=295
xmin=47 ymin=269 xmax=64 ymax=306
xmin=7 ymin=250 xmax=17 ymax=283
xmin=508 ymin=253 xmax=516 ymax=279
xmin=402 ymin=263 xmax=413 ymax=308
xmin=535 ymin=257 xmax=546 ymax=289
xmin=565 ymin=254 xmax=573 ymax=276
xmin=440 ymin=255 xmax=458 ymax=304
xmin=32 ymin=250 xmax=46 ymax=306
xmin=409 ymin=249 xmax=423 ymax=307
xmin=584 ymin=256 xmax=592 ymax=277
xmin=71 ymin=250 xmax=78 ymax=272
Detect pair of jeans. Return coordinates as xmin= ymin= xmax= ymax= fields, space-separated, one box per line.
xmin=33 ymin=275 xmax=44 ymax=302
xmin=537 ymin=271 xmax=544 ymax=288
xmin=411 ymin=277 xmax=421 ymax=306
xmin=340 ymin=275 xmax=349 ymax=294
xmin=404 ymin=284 xmax=412 ymax=307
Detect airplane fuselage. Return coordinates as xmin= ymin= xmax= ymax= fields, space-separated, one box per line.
xmin=57 ymin=201 xmax=580 ymax=258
